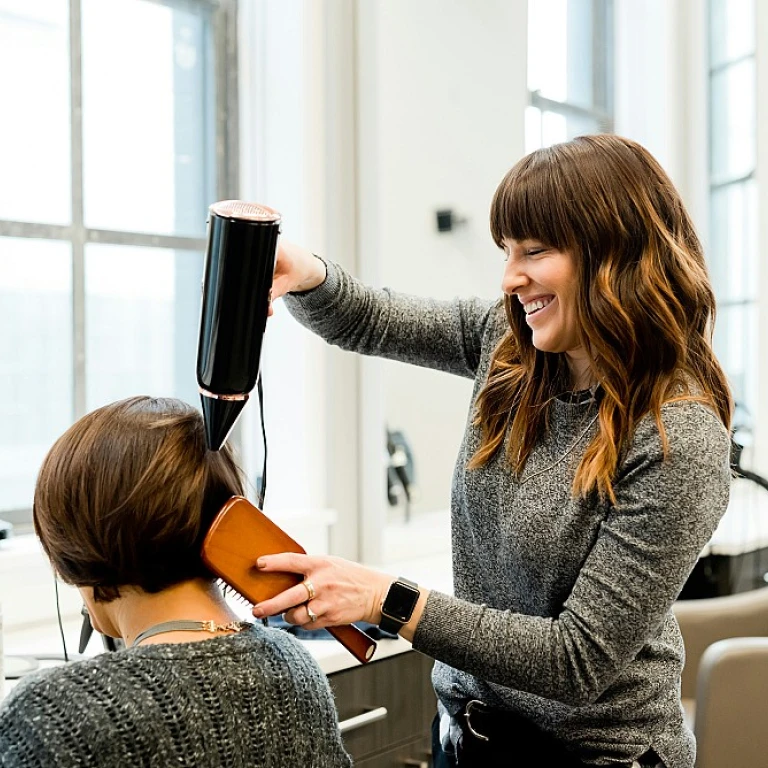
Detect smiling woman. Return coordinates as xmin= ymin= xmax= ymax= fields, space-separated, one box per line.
xmin=478 ymin=134 xmax=731 ymax=504
xmin=250 ymin=133 xmax=733 ymax=768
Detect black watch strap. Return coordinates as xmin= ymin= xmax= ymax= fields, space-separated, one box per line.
xmin=379 ymin=577 xmax=420 ymax=635
xmin=379 ymin=614 xmax=405 ymax=635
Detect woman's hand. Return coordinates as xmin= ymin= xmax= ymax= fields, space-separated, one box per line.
xmin=251 ymin=553 xmax=393 ymax=630
xmin=268 ymin=240 xmax=327 ymax=316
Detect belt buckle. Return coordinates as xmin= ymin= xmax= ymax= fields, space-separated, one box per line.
xmin=463 ymin=699 xmax=490 ymax=742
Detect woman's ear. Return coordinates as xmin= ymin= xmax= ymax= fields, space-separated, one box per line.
xmin=78 ymin=586 xmax=118 ymax=638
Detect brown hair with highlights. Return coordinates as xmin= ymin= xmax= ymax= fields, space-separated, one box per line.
xmin=33 ymin=396 xmax=244 ymax=601
xmin=470 ymin=134 xmax=732 ymax=502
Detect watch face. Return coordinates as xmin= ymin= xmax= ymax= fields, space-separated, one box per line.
xmin=383 ymin=582 xmax=419 ymax=623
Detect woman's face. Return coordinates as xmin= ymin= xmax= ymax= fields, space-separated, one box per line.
xmin=501 ymin=238 xmax=589 ymax=377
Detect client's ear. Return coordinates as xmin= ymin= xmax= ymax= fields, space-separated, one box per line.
xmin=78 ymin=587 xmax=118 ymax=638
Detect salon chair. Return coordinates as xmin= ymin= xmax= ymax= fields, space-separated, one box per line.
xmin=672 ymin=588 xmax=768 ymax=768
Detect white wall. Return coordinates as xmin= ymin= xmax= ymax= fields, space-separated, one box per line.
xmin=9 ymin=0 xmax=763 ymax=646
xmin=6 ymin=0 xmax=765 ymax=641
xmin=614 ymin=0 xmax=683 ymax=185
xmin=356 ymin=0 xmax=529 ymax=536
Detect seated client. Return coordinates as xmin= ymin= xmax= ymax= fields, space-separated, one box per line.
xmin=0 ymin=396 xmax=352 ymax=768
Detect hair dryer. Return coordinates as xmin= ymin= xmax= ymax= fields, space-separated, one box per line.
xmin=197 ymin=201 xmax=281 ymax=451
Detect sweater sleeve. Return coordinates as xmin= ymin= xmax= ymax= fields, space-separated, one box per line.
xmin=283 ymin=258 xmax=500 ymax=379
xmin=412 ymin=401 xmax=732 ymax=705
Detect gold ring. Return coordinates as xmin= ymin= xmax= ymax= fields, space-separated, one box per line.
xmin=302 ymin=578 xmax=316 ymax=601
xmin=307 ymin=605 xmax=318 ymax=623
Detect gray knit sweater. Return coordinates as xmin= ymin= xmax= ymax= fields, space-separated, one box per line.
xmin=0 ymin=624 xmax=352 ymax=767
xmin=284 ymin=260 xmax=732 ymax=768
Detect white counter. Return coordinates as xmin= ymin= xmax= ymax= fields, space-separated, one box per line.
xmin=302 ymin=634 xmax=414 ymax=675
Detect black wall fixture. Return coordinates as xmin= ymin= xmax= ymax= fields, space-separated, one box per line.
xmin=435 ymin=208 xmax=468 ymax=233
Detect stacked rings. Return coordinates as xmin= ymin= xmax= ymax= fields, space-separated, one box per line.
xmin=302 ymin=578 xmax=316 ymax=601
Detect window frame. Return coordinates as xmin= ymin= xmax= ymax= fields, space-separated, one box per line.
xmin=0 ymin=0 xmax=239 ymax=527
xmin=706 ymin=0 xmax=757 ymax=438
xmin=527 ymin=0 xmax=615 ymax=149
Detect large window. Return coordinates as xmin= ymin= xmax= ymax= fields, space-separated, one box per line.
xmin=707 ymin=0 xmax=757 ymax=440
xmin=526 ymin=0 xmax=613 ymax=152
xmin=0 ymin=0 xmax=237 ymax=527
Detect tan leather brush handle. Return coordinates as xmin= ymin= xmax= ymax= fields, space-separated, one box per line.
xmin=201 ymin=497 xmax=379 ymax=664
xmin=327 ymin=625 xmax=377 ymax=664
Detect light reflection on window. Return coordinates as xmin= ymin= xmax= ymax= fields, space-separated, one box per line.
xmin=0 ymin=0 xmax=70 ymax=224
xmin=526 ymin=0 xmax=612 ymax=151
xmin=0 ymin=238 xmax=73 ymax=511
xmin=527 ymin=0 xmax=569 ymax=101
xmin=707 ymin=0 xmax=757 ymax=424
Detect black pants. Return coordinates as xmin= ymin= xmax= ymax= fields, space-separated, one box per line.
xmin=432 ymin=711 xmax=579 ymax=767
xmin=430 ymin=711 xmax=664 ymax=767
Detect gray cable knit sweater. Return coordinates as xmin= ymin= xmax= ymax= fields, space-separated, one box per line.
xmin=0 ymin=624 xmax=352 ymax=767
xmin=284 ymin=260 xmax=732 ymax=768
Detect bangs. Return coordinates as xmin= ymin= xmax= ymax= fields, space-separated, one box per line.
xmin=490 ymin=146 xmax=577 ymax=251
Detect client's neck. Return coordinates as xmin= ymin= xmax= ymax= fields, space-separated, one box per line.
xmin=107 ymin=578 xmax=242 ymax=648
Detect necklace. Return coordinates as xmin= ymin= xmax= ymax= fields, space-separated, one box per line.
xmin=556 ymin=383 xmax=600 ymax=404
xmin=131 ymin=619 xmax=252 ymax=648
xmin=518 ymin=410 xmax=600 ymax=485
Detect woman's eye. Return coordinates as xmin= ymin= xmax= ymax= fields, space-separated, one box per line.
xmin=526 ymin=248 xmax=545 ymax=256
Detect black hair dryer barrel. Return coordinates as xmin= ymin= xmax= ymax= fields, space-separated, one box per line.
xmin=197 ymin=201 xmax=281 ymax=451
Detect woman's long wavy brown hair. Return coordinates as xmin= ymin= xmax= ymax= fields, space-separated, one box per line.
xmin=469 ymin=134 xmax=732 ymax=502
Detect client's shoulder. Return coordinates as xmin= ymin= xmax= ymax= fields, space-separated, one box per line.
xmin=0 ymin=655 xmax=104 ymax=723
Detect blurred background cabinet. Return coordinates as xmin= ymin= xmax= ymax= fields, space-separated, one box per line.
xmin=329 ymin=649 xmax=436 ymax=767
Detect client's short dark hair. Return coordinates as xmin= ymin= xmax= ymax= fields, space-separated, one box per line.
xmin=33 ymin=396 xmax=244 ymax=601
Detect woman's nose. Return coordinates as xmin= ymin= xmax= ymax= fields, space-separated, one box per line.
xmin=502 ymin=262 xmax=527 ymax=296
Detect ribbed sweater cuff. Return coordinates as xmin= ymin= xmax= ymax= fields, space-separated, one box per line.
xmin=284 ymin=255 xmax=340 ymax=313
xmin=411 ymin=589 xmax=486 ymax=666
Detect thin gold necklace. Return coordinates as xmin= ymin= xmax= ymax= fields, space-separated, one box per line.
xmin=131 ymin=619 xmax=252 ymax=648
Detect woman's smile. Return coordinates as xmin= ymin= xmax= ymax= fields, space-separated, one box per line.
xmin=523 ymin=295 xmax=556 ymax=326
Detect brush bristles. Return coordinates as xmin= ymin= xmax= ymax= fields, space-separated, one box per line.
xmin=218 ymin=578 xmax=253 ymax=606
xmin=217 ymin=578 xmax=268 ymax=626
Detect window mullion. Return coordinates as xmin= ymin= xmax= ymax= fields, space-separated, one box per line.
xmin=0 ymin=222 xmax=73 ymax=240
xmin=530 ymin=90 xmax=611 ymax=127
xmin=592 ymin=0 xmax=605 ymax=114
xmin=70 ymin=0 xmax=86 ymax=421
xmin=84 ymin=230 xmax=207 ymax=250
xmin=710 ymin=169 xmax=756 ymax=191
xmin=214 ymin=0 xmax=239 ymax=200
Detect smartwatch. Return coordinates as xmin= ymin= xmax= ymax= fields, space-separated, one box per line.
xmin=379 ymin=577 xmax=420 ymax=635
